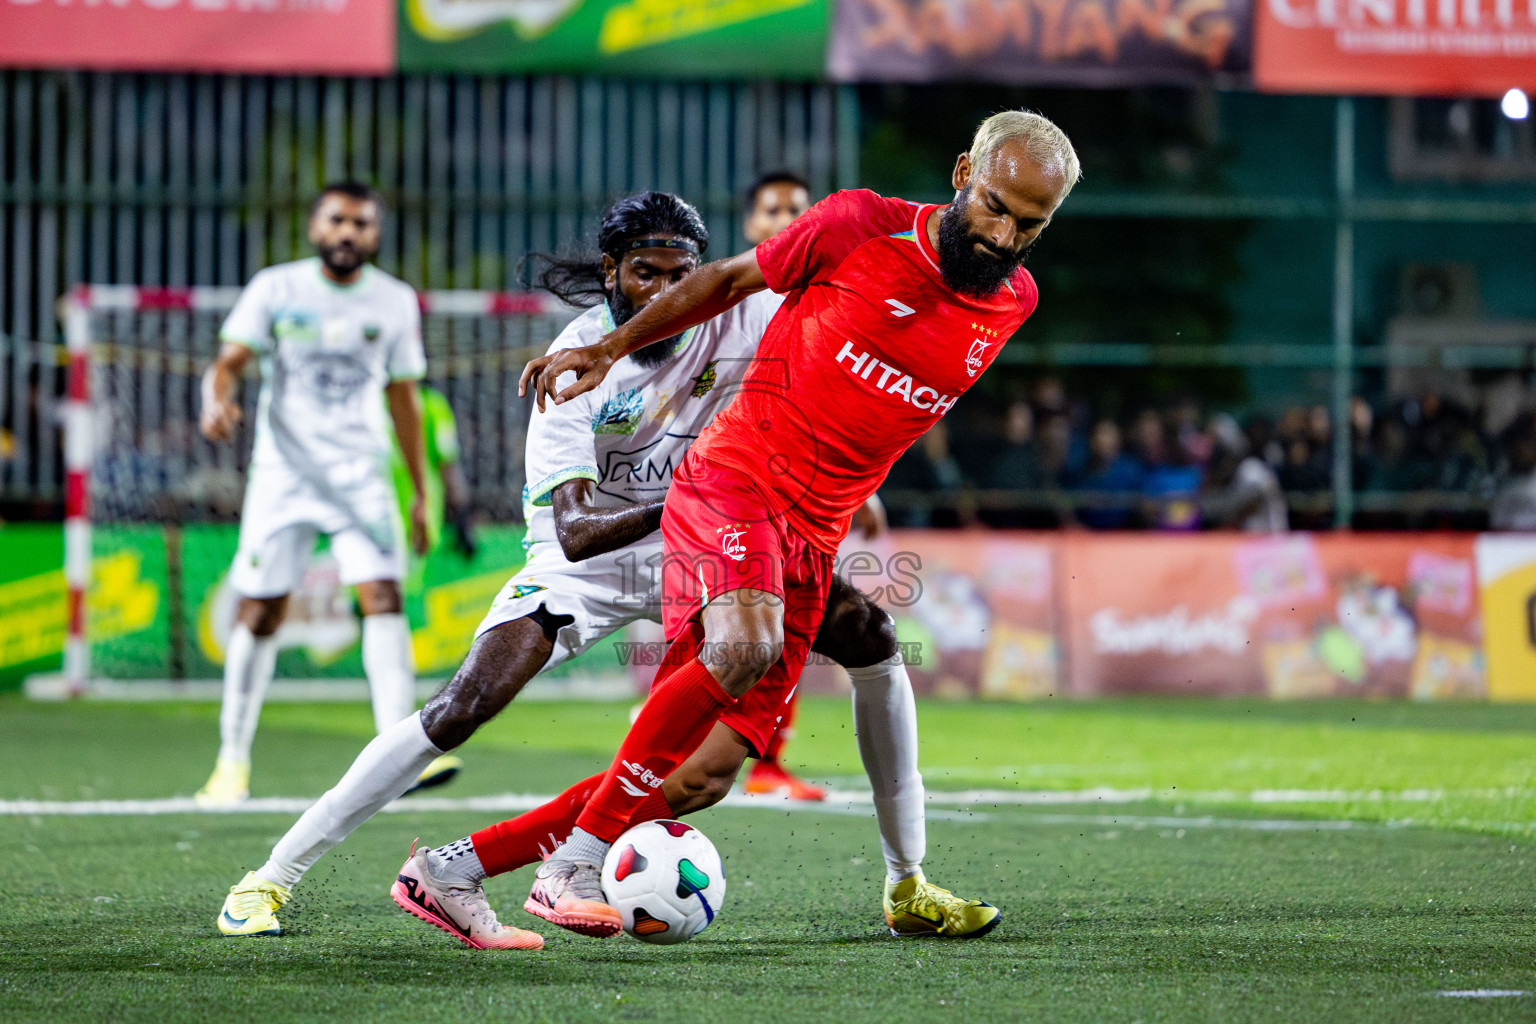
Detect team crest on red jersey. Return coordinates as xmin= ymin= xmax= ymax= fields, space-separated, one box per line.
xmin=965 ymin=323 xmax=1001 ymax=377
xmin=716 ymin=522 xmax=748 ymax=562
xmin=965 ymin=338 xmax=990 ymax=377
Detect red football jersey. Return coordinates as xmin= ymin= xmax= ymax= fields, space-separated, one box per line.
xmin=689 ymin=188 xmax=1038 ymax=552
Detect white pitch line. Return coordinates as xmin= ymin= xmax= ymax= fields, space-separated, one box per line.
xmin=1002 ymin=812 xmax=1364 ymax=832
xmin=0 ymin=795 xmax=545 ymax=817
xmin=877 ymin=786 xmax=1536 ymax=806
xmin=0 ymin=791 xmax=1377 ymax=830
xmin=0 ymin=791 xmax=978 ymax=821
xmin=1437 ymin=990 xmax=1530 ymax=998
xmin=0 ymin=788 xmax=1178 ymax=817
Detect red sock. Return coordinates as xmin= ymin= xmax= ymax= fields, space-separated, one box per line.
xmin=574 ymin=652 xmax=735 ymax=842
xmin=757 ymin=694 xmax=797 ymax=768
xmin=470 ymin=773 xmax=682 ymax=877
xmin=471 ymin=772 xmax=604 ymax=876
xmin=627 ymin=787 xmax=676 ymax=827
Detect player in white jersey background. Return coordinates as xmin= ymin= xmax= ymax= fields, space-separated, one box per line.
xmin=195 ymin=182 xmax=435 ymax=807
xmin=217 ymin=192 xmax=963 ymax=946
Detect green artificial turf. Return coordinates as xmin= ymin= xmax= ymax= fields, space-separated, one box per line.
xmin=5 ymin=696 xmax=1535 ymax=832
xmin=1 ymin=694 xmax=1534 ymax=1022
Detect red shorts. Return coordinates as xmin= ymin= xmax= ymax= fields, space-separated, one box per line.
xmin=660 ymin=452 xmax=833 ymax=755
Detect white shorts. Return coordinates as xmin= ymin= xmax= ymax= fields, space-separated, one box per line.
xmin=229 ymin=462 xmax=405 ymax=599
xmin=475 ymin=538 xmax=663 ymax=672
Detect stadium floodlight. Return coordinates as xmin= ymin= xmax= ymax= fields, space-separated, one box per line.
xmin=1501 ymin=89 xmax=1529 ymax=121
xmin=57 ymin=284 xmax=573 ymax=694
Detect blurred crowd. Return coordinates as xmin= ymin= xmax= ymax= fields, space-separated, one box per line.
xmin=881 ymin=377 xmax=1536 ymax=532
xmin=14 ymin=368 xmax=1536 ymax=533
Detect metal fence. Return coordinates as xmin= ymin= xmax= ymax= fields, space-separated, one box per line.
xmin=0 ymin=70 xmax=861 ymax=503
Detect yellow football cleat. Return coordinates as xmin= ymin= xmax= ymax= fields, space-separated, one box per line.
xmin=406 ymin=755 xmax=464 ymax=795
xmin=884 ymin=872 xmax=1001 ymax=938
xmin=217 ymin=872 xmax=291 ymax=936
xmin=194 ymin=757 xmax=250 ymax=808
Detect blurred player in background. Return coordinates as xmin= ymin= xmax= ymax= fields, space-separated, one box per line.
xmin=385 ymin=382 xmax=478 ymax=792
xmin=741 ymin=170 xmax=812 ymax=247
xmin=738 ymin=169 xmax=887 ymax=802
xmin=195 ymin=182 xmax=430 ymax=808
xmin=504 ymin=109 xmax=1078 ymax=941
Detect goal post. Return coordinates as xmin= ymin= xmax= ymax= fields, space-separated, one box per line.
xmin=58 ymin=284 xmax=574 ymax=693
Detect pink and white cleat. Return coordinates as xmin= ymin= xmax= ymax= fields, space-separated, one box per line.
xmin=391 ymin=841 xmax=544 ymax=950
xmin=524 ymin=858 xmax=623 ymax=938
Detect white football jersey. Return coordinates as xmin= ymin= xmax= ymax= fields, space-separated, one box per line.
xmin=220 ymin=257 xmax=426 ymax=476
xmin=521 ymin=290 xmax=783 ymax=553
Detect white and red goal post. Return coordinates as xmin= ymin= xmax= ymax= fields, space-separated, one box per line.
xmin=59 ymin=284 xmax=571 ymax=692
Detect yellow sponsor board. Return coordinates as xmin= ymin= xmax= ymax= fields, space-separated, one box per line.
xmin=411 ymin=568 xmax=518 ymax=674
xmin=0 ymin=552 xmax=159 ymax=670
xmin=980 ymin=623 xmax=1059 ymax=700
xmin=92 ymin=551 xmax=160 ymax=644
xmin=0 ymin=570 xmax=67 ymax=669
xmin=599 ymin=0 xmax=812 ymax=53
xmin=1475 ymin=536 xmax=1536 ymax=701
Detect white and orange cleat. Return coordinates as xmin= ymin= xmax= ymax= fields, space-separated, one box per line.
xmin=524 ymin=859 xmax=623 ymax=938
xmin=391 ymin=841 xmax=544 ymax=950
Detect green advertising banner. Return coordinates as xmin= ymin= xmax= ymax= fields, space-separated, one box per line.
xmin=174 ymin=524 xmax=536 ymax=681
xmin=0 ymin=522 xmax=637 ymax=692
xmin=0 ymin=524 xmax=67 ymax=688
xmin=397 ymin=0 xmax=828 ymax=76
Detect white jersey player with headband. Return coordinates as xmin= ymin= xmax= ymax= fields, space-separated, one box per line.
xmin=476 ymin=292 xmax=777 ymax=661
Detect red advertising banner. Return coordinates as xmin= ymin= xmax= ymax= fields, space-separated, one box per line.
xmin=1253 ymin=0 xmax=1536 ymax=96
xmin=1061 ymin=533 xmax=1482 ymax=699
xmin=819 ymin=531 xmax=1488 ymax=701
xmin=0 ymin=0 xmax=394 ymax=75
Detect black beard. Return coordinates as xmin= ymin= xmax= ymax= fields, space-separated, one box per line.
xmin=608 ymin=289 xmax=685 ymax=368
xmin=936 ymin=188 xmax=1033 ymax=298
xmin=317 ymin=240 xmax=370 ymax=278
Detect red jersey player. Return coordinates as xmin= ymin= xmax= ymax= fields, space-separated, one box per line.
xmin=406 ymin=110 xmax=1079 ymax=942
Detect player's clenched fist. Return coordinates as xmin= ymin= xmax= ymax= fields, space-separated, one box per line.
xmin=201 ymin=395 xmax=243 ymax=443
xmin=519 ymin=340 xmax=618 ymax=412
xmin=407 ymin=496 xmax=431 ymax=557
xmin=200 ymin=341 xmax=255 ymax=444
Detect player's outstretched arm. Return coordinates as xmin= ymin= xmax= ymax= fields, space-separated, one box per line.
xmin=386 ymin=379 xmax=432 ymax=557
xmin=520 ymin=251 xmax=768 ymax=412
xmin=200 ymin=342 xmax=254 ymax=443
xmin=550 ymin=478 xmax=664 ymax=563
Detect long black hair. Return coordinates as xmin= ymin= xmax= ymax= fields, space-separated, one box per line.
xmin=527 ymin=191 xmax=709 ymax=307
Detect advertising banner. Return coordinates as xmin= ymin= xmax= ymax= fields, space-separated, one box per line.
xmin=1475 ymin=535 xmax=1536 ymax=701
xmin=827 ymin=0 xmax=1250 ymax=86
xmin=0 ymin=524 xmax=162 ymax=688
xmin=812 ymin=530 xmax=1486 ymax=700
xmin=398 ymin=0 xmax=828 ymax=75
xmin=0 ymin=0 xmax=394 ymax=75
xmin=10 ymin=524 xmax=1522 ymax=701
xmin=0 ymin=525 xmax=66 ymax=689
xmin=1253 ymin=0 xmax=1536 ymax=96
xmin=1061 ymin=533 xmax=1483 ymax=699
xmin=76 ymin=524 xmax=545 ymax=684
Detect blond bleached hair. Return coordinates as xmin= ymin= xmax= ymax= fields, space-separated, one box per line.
xmin=968 ymin=110 xmax=1081 ymax=197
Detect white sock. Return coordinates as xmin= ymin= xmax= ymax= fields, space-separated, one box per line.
xmin=363 ymin=613 xmax=416 ymax=734
xmin=546 ymin=826 xmax=610 ymax=868
xmin=257 ymin=711 xmax=442 ymax=889
xmin=426 ymin=836 xmax=487 ymax=888
xmin=216 ymin=624 xmax=279 ymax=765
xmin=848 ymin=656 xmax=926 ymax=884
